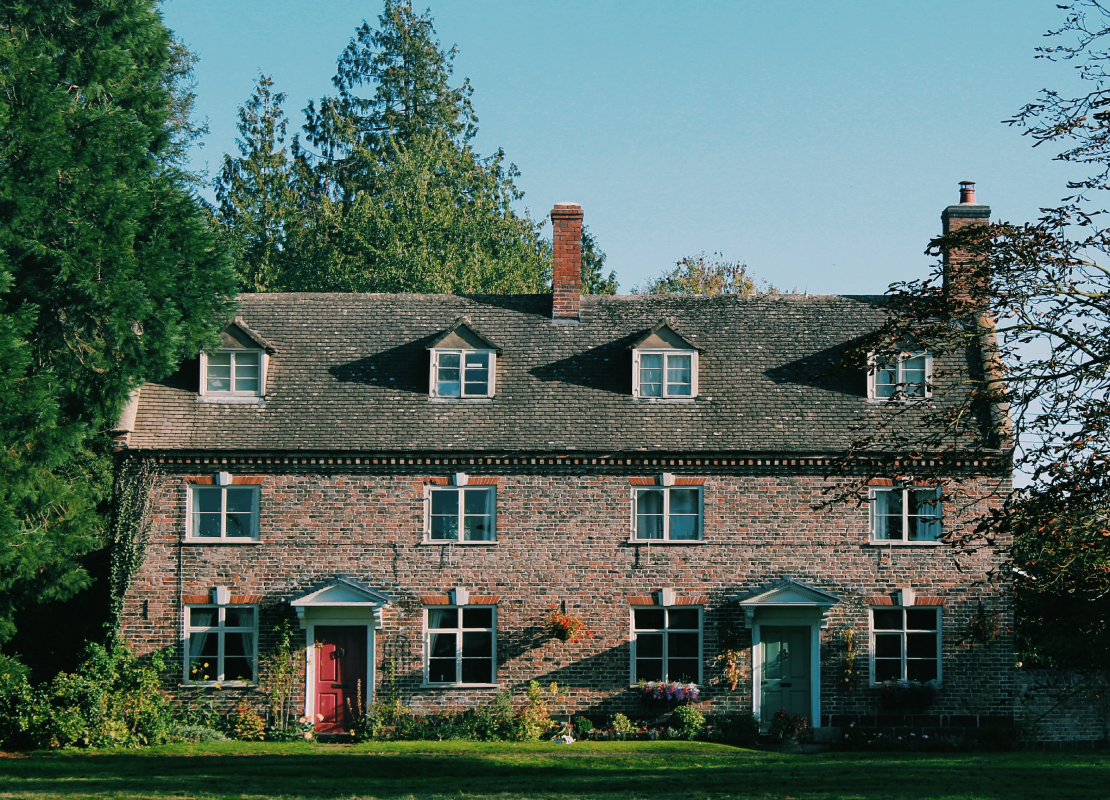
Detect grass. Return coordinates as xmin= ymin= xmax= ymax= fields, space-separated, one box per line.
xmin=0 ymin=740 xmax=1106 ymax=800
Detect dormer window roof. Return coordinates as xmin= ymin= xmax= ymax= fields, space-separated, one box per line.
xmin=199 ymin=318 xmax=275 ymax=401
xmin=631 ymin=320 xmax=700 ymax=400
xmin=427 ymin=318 xmax=498 ymax=399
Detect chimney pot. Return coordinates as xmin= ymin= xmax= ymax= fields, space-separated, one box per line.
xmin=551 ymin=203 xmax=583 ymax=323
xmin=959 ymin=180 xmax=976 ymax=204
xmin=941 ymin=181 xmax=991 ymax=303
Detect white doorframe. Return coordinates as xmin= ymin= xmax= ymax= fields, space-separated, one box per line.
xmin=751 ymin=611 xmax=822 ymax=727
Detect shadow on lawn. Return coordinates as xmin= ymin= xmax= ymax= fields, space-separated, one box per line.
xmin=0 ymin=751 xmax=1103 ymax=800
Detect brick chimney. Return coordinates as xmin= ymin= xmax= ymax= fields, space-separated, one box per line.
xmin=940 ymin=181 xmax=991 ymax=302
xmin=551 ymin=203 xmax=583 ymax=322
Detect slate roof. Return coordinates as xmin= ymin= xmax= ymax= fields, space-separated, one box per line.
xmin=128 ymin=292 xmax=963 ymax=454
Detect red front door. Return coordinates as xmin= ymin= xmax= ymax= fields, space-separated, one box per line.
xmin=314 ymin=626 xmax=367 ymax=733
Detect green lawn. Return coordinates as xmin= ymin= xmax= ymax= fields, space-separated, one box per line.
xmin=0 ymin=741 xmax=1106 ymax=800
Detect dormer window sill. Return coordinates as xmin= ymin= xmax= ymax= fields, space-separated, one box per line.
xmin=428 ymin=397 xmax=494 ymax=404
xmin=631 ymin=397 xmax=698 ymax=404
xmin=197 ymin=395 xmax=266 ymax=405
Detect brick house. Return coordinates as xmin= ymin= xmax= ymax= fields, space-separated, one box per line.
xmin=116 ymin=187 xmax=1014 ymax=735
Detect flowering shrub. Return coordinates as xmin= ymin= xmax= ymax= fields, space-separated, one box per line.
xmin=545 ymin=606 xmax=594 ymax=643
xmin=669 ymin=704 xmax=706 ymax=740
xmin=878 ymin=679 xmax=938 ymax=711
xmin=266 ymin=715 xmax=316 ymax=741
xmin=638 ymin=679 xmax=700 ymax=704
xmin=230 ymin=700 xmax=266 ymax=741
xmin=767 ymin=708 xmax=810 ymax=743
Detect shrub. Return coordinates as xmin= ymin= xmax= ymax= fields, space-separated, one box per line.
xmin=706 ymin=712 xmax=760 ymax=746
xmin=572 ymin=715 xmax=594 ymax=737
xmin=515 ymin=680 xmax=554 ymax=741
xmin=266 ymin=715 xmax=315 ymax=742
xmin=230 ymin=700 xmax=266 ymax=741
xmin=669 ymin=705 xmax=706 ymax=740
xmin=610 ymin=713 xmax=637 ymax=740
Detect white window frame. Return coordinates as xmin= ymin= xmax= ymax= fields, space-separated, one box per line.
xmin=185 ymin=483 xmax=260 ymax=541
xmin=630 ymin=485 xmax=703 ymax=542
xmin=632 ymin=349 xmax=698 ymax=400
xmin=868 ymin=485 xmax=942 ymax=544
xmin=428 ymin=348 xmax=496 ymax=399
xmin=423 ymin=605 xmax=498 ymax=687
xmin=423 ymin=485 xmax=497 ymax=543
xmin=867 ymin=351 xmax=932 ymax=401
xmin=868 ymin=606 xmax=942 ymax=685
xmin=183 ymin=604 xmax=259 ymax=686
xmin=630 ymin=605 xmax=703 ymax=685
xmin=199 ymin=349 xmax=268 ymax=398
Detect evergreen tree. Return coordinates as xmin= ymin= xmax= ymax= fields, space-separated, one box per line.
xmin=581 ymin=227 xmax=618 ymax=295
xmin=219 ymin=0 xmax=552 ymax=294
xmin=0 ymin=0 xmax=238 ymax=641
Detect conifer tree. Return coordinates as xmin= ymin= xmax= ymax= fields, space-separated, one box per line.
xmin=0 ymin=0 xmax=237 ymax=640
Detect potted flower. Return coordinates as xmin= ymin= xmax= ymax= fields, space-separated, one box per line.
xmin=638 ymin=679 xmax=700 ymax=706
xmin=545 ymin=605 xmax=594 ymax=643
xmin=767 ymin=708 xmax=810 ymax=744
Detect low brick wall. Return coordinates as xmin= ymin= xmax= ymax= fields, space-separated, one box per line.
xmin=1017 ymin=670 xmax=1110 ymax=744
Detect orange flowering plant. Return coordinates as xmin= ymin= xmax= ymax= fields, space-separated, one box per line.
xmin=546 ymin=606 xmax=595 ymax=643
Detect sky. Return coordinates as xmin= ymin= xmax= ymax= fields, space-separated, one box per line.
xmin=161 ymin=0 xmax=1083 ymax=295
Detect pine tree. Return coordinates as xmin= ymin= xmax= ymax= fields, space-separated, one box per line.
xmin=0 ymin=0 xmax=238 ymax=641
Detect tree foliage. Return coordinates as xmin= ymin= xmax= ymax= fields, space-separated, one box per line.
xmin=849 ymin=1 xmax=1110 ymax=668
xmin=636 ymin=252 xmax=770 ymax=295
xmin=581 ymin=226 xmax=618 ymax=295
xmin=216 ymin=1 xmax=553 ymax=295
xmin=0 ymin=0 xmax=237 ymax=642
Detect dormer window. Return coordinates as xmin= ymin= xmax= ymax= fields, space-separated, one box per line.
xmin=868 ymin=351 xmax=932 ymax=401
xmin=198 ymin=318 xmax=275 ymax=402
xmin=427 ymin=318 xmax=499 ymax=400
xmin=631 ymin=320 xmax=700 ymax=400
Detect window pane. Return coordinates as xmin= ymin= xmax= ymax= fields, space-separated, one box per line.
xmin=429 ymin=659 xmax=455 ymax=683
xmin=668 ymin=609 xmax=699 ymax=629
xmin=464 ymin=515 xmax=492 ymax=541
xmin=636 ymin=633 xmax=663 ymax=658
xmin=640 ymin=354 xmax=663 ymax=396
xmin=431 ymin=515 xmax=458 ymax=540
xmin=668 ymin=659 xmax=700 ymax=683
xmin=666 ymin=354 xmax=692 ymax=395
xmin=439 ymin=353 xmax=461 ymax=368
xmin=225 ymin=488 xmax=255 ymax=513
xmin=429 ymin=632 xmax=456 ymax=658
xmin=225 ymin=608 xmax=254 ymax=628
xmin=875 ymin=659 xmax=901 ymax=681
xmin=668 ymin=489 xmax=700 ymax=540
xmin=669 ymin=632 xmax=699 ymax=658
xmin=437 ymin=353 xmax=461 ymax=397
xmin=669 ymin=516 xmax=697 ymax=539
xmin=193 ymin=487 xmax=222 ymax=513
xmin=207 ymin=352 xmax=231 ymax=366
xmin=431 ymin=491 xmax=459 ymax=515
xmin=188 ymin=633 xmax=218 ymax=682
xmin=901 ymin=355 xmax=927 ymax=395
xmin=193 ymin=513 xmax=221 ymax=538
xmin=462 ymin=608 xmax=493 ymax=628
xmin=874 ymin=633 xmax=902 ymax=658
xmin=907 ymin=659 xmax=938 ymax=682
xmin=225 ymin=513 xmax=253 ymax=538
xmin=428 ymin=609 xmax=458 ymax=629
xmin=906 ymin=609 xmax=938 ymax=631
xmin=463 ymin=352 xmax=489 ymax=396
xmin=464 ymin=489 xmax=492 ymax=515
xmin=461 ymin=658 xmax=492 ymax=684
xmin=875 ymin=365 xmax=896 ymax=397
xmin=634 ymin=609 xmax=665 ymax=630
xmin=873 ymin=490 xmax=903 ymax=540
xmin=224 ymin=632 xmax=254 ymax=682
xmin=207 ymin=353 xmax=231 ymax=392
xmin=462 ymin=631 xmax=492 ymax=658
xmin=234 ymin=375 xmax=259 ymax=393
xmin=189 ymin=608 xmax=217 ymax=628
xmin=636 ymin=490 xmax=664 ymax=539
xmin=907 ymin=632 xmax=938 ymax=659
xmin=636 ymin=659 xmax=664 ymax=681
xmin=669 ymin=489 xmax=698 ymax=514
xmin=873 ymin=610 xmax=903 ymax=630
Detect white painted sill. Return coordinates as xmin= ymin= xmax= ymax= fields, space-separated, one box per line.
xmin=182 ymin=538 xmax=263 ymax=546
xmin=631 ymin=397 xmax=698 ymax=403
xmin=867 ymin=540 xmax=942 ymax=547
xmin=420 ymin=683 xmax=501 ymax=689
xmin=428 ymin=397 xmax=494 ymax=403
xmin=184 ymin=681 xmax=257 ymax=687
xmin=628 ymin=539 xmax=705 ymax=545
xmin=196 ymin=395 xmax=266 ymax=405
xmin=421 ymin=540 xmax=498 ymax=546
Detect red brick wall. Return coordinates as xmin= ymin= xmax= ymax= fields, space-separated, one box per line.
xmin=551 ymin=204 xmax=582 ymax=321
xmin=122 ymin=466 xmax=1013 ymax=722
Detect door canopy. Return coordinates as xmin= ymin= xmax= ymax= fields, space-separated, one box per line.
xmin=736 ymin=576 xmax=840 ymax=627
xmin=290 ymin=575 xmax=396 ymax=625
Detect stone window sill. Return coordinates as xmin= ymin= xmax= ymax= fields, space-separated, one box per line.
xmin=867 ymin=540 xmax=942 ymax=547
xmin=182 ymin=539 xmax=263 ymax=546
xmin=421 ymin=540 xmax=498 ymax=546
xmin=627 ymin=539 xmax=705 ymax=546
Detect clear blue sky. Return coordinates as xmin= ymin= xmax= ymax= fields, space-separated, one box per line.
xmin=162 ymin=0 xmax=1080 ymax=295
